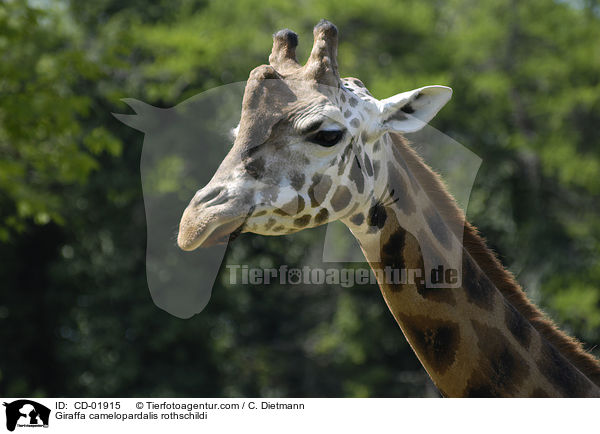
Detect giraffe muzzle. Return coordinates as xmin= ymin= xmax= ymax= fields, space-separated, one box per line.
xmin=177 ymin=206 xmax=247 ymax=250
xmin=177 ymin=185 xmax=252 ymax=250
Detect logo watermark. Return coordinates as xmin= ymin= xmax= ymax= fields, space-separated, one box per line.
xmin=115 ymin=80 xmax=481 ymax=318
xmin=226 ymin=265 xmax=458 ymax=287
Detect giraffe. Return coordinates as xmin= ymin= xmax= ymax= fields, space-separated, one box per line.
xmin=177 ymin=20 xmax=600 ymax=397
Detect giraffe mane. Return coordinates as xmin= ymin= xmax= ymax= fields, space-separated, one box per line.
xmin=390 ymin=132 xmax=600 ymax=387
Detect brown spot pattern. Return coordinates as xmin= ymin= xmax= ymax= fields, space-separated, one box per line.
xmin=464 ymin=320 xmax=530 ymax=397
xmin=314 ymin=208 xmax=329 ymax=225
xmin=367 ymin=201 xmax=387 ymax=231
xmin=274 ymin=195 xmax=305 ymax=216
xmin=349 ymin=156 xmax=364 ymax=194
xmin=399 ymin=313 xmax=460 ymax=376
xmin=308 ymin=174 xmax=332 ymax=207
xmin=330 ymin=185 xmax=352 ymax=212
xmin=405 ymin=232 xmax=456 ymax=305
xmin=349 ymin=213 xmax=364 ymax=226
xmin=289 ymin=171 xmax=305 ymax=191
xmin=265 ymin=218 xmax=276 ymax=230
xmin=293 ymin=214 xmax=312 ymax=227
xmin=504 ymin=301 xmax=533 ymax=349
xmin=461 ymin=257 xmax=496 ymax=312
xmin=387 ymin=162 xmax=416 ymax=215
xmin=380 ymin=227 xmax=406 ymax=273
xmin=423 ymin=206 xmax=451 ymax=250
xmin=363 ymin=154 xmax=373 ymax=177
xmin=537 ymin=340 xmax=593 ymax=397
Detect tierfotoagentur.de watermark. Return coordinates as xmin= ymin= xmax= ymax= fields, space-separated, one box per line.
xmin=226 ymin=265 xmax=459 ymax=287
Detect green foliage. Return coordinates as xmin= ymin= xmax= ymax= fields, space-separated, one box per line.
xmin=0 ymin=1 xmax=121 ymax=238
xmin=0 ymin=0 xmax=599 ymax=397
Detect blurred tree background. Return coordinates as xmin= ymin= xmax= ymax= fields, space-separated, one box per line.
xmin=1 ymin=0 xmax=599 ymax=397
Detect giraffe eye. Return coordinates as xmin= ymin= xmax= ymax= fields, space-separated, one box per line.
xmin=308 ymin=129 xmax=345 ymax=147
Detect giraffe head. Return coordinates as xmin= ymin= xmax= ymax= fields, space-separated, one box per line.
xmin=177 ymin=19 xmax=451 ymax=250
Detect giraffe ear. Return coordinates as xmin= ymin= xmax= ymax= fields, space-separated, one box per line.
xmin=378 ymin=85 xmax=452 ymax=133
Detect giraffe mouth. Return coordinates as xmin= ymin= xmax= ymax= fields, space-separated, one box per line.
xmin=201 ymin=218 xmax=246 ymax=248
xmin=177 ymin=206 xmax=255 ymax=250
xmin=178 ymin=216 xmax=245 ymax=250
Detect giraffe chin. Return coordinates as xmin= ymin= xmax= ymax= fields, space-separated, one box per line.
xmin=178 ymin=217 xmax=246 ymax=251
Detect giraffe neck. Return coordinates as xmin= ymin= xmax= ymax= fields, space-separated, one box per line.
xmin=343 ymin=133 xmax=600 ymax=397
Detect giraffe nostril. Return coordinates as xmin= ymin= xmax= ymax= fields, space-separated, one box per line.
xmin=193 ymin=187 xmax=228 ymax=207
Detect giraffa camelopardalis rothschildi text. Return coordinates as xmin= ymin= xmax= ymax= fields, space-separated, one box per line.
xmin=177 ymin=20 xmax=600 ymax=397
